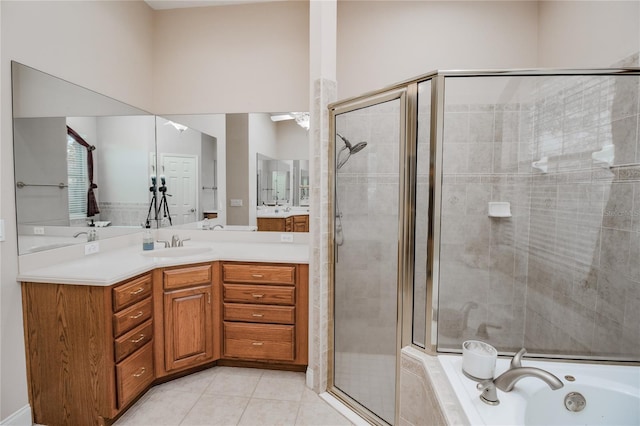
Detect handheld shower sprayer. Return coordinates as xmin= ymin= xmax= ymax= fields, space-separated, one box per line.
xmin=336 ymin=132 xmax=368 ymax=169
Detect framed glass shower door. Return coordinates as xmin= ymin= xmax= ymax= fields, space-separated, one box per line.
xmin=331 ymin=90 xmax=405 ymax=425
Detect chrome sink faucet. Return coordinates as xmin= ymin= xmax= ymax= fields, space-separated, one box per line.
xmin=73 ymin=229 xmax=97 ymax=242
xmin=477 ymin=348 xmax=564 ymax=405
xmin=170 ymin=234 xmax=191 ymax=247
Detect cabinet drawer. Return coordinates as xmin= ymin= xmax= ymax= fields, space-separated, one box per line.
xmin=113 ymin=274 xmax=152 ymax=311
xmin=164 ymin=264 xmax=212 ymax=290
xmin=114 ymin=320 xmax=153 ymax=363
xmin=113 ymin=297 xmax=152 ymax=337
xmin=223 ymin=323 xmax=294 ymax=361
xmin=223 ymin=284 xmax=295 ymax=305
xmin=223 ymin=303 xmax=295 ymax=324
xmin=116 ymin=342 xmax=154 ymax=408
xmin=222 ymin=263 xmax=295 ymax=285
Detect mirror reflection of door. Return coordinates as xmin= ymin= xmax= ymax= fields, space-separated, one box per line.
xmin=161 ymin=154 xmax=197 ymax=225
xmin=272 ymin=170 xmax=288 ymax=204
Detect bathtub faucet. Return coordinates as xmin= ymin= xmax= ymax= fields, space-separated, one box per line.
xmin=477 ymin=348 xmax=564 ymax=405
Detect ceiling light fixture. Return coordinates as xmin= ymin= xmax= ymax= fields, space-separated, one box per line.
xmin=291 ymin=112 xmax=310 ymax=131
xmin=270 ymin=112 xmax=310 ymax=131
xmin=164 ymin=120 xmax=188 ymax=132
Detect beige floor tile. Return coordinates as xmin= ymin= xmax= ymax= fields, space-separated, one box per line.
xmin=114 ymin=368 xmax=363 ymax=426
xmin=238 ymin=398 xmax=300 ymax=426
xmin=153 ymin=368 xmax=218 ymax=395
xmin=213 ymin=366 xmax=266 ymax=377
xmin=301 ymin=387 xmax=324 ymax=404
xmin=180 ymin=394 xmax=250 ymax=426
xmin=114 ymin=389 xmax=200 ymax=425
xmin=261 ymin=370 xmax=306 ymax=381
xmin=252 ymin=376 xmax=306 ymax=402
xmin=204 ymin=370 xmax=261 ymax=397
xmin=295 ymin=402 xmax=353 ymax=426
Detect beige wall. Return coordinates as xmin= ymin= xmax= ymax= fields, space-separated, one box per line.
xmin=538 ymin=1 xmax=640 ymax=68
xmin=0 ymin=1 xmax=154 ymax=420
xmin=152 ymin=1 xmax=310 ymax=114
xmin=336 ymin=1 xmax=640 ymax=102
xmin=225 ymin=114 xmax=250 ymax=225
xmin=337 ymin=0 xmax=539 ymax=100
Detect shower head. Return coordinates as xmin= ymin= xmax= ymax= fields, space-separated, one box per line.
xmin=336 ymin=132 xmax=368 ymax=169
xmin=350 ymin=141 xmax=367 ymax=154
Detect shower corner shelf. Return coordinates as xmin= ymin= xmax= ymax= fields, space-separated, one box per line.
xmin=488 ymin=202 xmax=512 ymax=218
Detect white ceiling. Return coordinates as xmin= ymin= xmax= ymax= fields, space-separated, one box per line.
xmin=145 ymin=0 xmax=281 ymax=10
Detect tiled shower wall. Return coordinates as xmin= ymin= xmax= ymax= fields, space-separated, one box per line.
xmin=437 ymin=74 xmax=640 ymax=360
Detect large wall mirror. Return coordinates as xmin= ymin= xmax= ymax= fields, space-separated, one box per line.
xmin=257 ymin=156 xmax=309 ymax=207
xmin=163 ymin=113 xmax=309 ymax=230
xmin=12 ymin=62 xmax=155 ymax=255
xmin=12 ymin=62 xmax=310 ymax=255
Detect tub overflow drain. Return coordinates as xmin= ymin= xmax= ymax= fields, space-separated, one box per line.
xmin=564 ymin=392 xmax=586 ymax=412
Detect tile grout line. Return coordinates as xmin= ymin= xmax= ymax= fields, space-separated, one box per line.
xmin=235 ymin=369 xmax=264 ymax=425
xmin=177 ymin=372 xmax=220 ymax=426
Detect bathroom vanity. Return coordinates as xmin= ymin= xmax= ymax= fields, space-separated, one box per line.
xmin=19 ymin=238 xmax=308 ymax=426
xmin=257 ymin=214 xmax=309 ymax=232
xmin=256 ymin=208 xmax=309 ymax=232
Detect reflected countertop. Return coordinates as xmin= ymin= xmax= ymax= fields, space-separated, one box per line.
xmin=257 ymin=207 xmax=310 ymax=219
xmin=17 ymin=232 xmax=309 ymax=287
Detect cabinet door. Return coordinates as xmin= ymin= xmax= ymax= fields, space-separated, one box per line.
xmin=293 ymin=215 xmax=308 ymax=232
xmin=257 ymin=217 xmax=285 ymax=232
xmin=164 ymin=286 xmax=213 ymax=372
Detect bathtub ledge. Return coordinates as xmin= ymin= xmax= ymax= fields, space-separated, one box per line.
xmin=401 ymin=347 xmax=469 ymax=426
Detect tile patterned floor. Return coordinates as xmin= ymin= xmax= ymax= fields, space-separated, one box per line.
xmin=114 ymin=367 xmax=354 ymax=426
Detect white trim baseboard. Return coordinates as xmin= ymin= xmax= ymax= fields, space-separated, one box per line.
xmin=0 ymin=404 xmax=32 ymax=426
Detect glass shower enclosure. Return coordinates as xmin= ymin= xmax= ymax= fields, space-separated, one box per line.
xmin=330 ymin=68 xmax=640 ymax=426
xmin=331 ymin=90 xmax=406 ymax=425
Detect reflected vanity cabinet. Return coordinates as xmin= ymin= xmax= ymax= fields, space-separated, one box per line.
xmin=221 ymin=262 xmax=308 ymax=367
xmin=21 ymin=273 xmax=154 ymax=426
xmin=257 ymin=215 xmax=309 ymax=232
xmin=153 ymin=262 xmax=220 ymax=377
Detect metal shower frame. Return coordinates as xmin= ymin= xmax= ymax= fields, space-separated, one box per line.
xmin=327 ymin=67 xmax=640 ymax=426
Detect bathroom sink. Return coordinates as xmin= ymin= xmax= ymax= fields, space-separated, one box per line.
xmin=141 ymin=246 xmax=212 ymax=258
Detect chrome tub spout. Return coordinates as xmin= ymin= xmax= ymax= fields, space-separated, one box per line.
xmin=494 ymin=366 xmax=564 ymax=392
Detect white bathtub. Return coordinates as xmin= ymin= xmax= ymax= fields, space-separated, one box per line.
xmin=439 ymin=354 xmax=640 ymax=426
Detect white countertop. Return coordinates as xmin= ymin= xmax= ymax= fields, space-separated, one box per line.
xmin=17 ymin=238 xmax=309 ymax=287
xmin=257 ymin=210 xmax=310 ymax=219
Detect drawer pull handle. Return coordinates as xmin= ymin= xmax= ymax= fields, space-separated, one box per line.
xmin=133 ymin=367 xmax=146 ymax=377
xmin=130 ymin=311 xmax=144 ymax=319
xmin=252 ymin=313 xmax=264 ymax=317
xmin=130 ymin=287 xmax=145 ymax=295
xmin=252 ymin=342 xmax=264 ymax=346
xmin=131 ymin=334 xmax=146 ymax=343
xmin=252 ymin=294 xmax=264 ymax=299
xmin=252 ymin=274 xmax=264 ymax=278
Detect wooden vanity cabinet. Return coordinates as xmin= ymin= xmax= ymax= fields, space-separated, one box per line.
xmin=257 ymin=217 xmax=286 ymax=232
xmin=221 ymin=262 xmax=308 ymax=367
xmin=154 ymin=263 xmax=220 ymax=376
xmin=22 ymin=260 xmax=307 ymax=424
xmin=257 ymin=215 xmax=309 ymax=232
xmin=21 ymin=273 xmax=154 ymax=426
xmin=293 ymin=215 xmax=309 ymax=232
